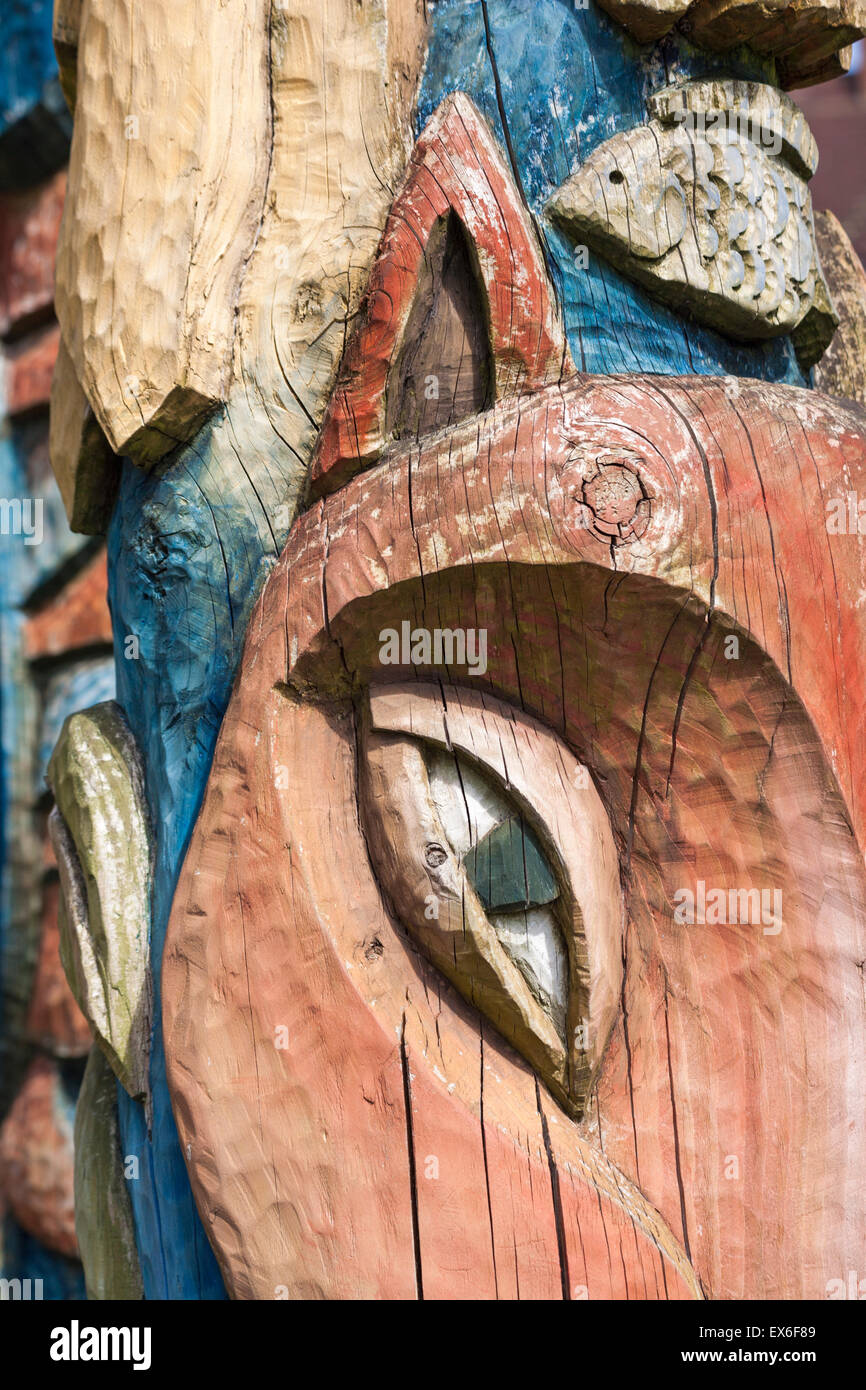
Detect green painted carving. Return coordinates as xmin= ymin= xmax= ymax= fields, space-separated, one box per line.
xmin=73 ymin=1046 xmax=144 ymax=1300
xmin=46 ymin=701 xmax=151 ymax=1102
xmin=463 ymin=816 xmax=559 ymax=913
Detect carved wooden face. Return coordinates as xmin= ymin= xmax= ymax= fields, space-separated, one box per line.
xmin=162 ymin=94 xmax=866 ymax=1301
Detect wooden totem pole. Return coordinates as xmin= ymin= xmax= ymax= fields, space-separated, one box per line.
xmin=38 ymin=0 xmax=866 ymax=1300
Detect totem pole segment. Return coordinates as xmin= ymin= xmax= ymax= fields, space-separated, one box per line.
xmin=416 ymin=0 xmax=846 ymax=383
xmin=165 ymin=351 xmax=866 ymax=1296
xmin=52 ymin=0 xmax=429 ymax=1299
xmin=46 ymin=0 xmax=866 ymax=1299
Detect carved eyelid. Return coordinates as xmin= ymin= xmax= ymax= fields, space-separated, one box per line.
xmin=359 ymin=681 xmax=624 ymax=1118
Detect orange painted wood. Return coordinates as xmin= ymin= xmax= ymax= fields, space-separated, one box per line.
xmin=165 ymin=694 xmax=699 ymax=1300
xmin=163 ymin=370 xmax=866 ymax=1299
xmin=25 ymin=549 xmax=111 ymax=659
xmin=0 ymin=172 xmax=64 ymax=338
xmin=5 ymin=321 xmax=60 ymax=416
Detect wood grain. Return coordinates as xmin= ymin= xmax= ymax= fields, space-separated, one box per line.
xmin=365 ymin=682 xmax=624 ymax=1111
xmin=165 ymin=370 xmax=866 ymax=1298
xmin=813 ymin=208 xmax=866 ymax=406
xmin=54 ymin=0 xmax=271 ymax=465
xmin=594 ymin=0 xmax=865 ymax=87
xmin=311 ymin=92 xmax=571 ymax=497
xmin=165 ymin=691 xmax=699 ymax=1300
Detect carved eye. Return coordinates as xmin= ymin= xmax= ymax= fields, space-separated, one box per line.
xmin=427 ymin=750 xmax=568 ymax=1039
xmin=359 ymin=682 xmax=624 ymax=1119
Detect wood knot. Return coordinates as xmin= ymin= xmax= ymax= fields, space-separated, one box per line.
xmin=580 ymin=460 xmax=651 ymax=544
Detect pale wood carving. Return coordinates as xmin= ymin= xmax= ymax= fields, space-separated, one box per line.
xmin=595 ymin=0 xmax=865 ymax=87
xmin=547 ymin=81 xmax=837 ymax=367
xmin=54 ymin=0 xmax=271 ymax=467
xmin=813 ymin=209 xmax=866 ymax=405
xmin=364 ymin=682 xmax=624 ymax=1112
xmin=47 ymin=703 xmax=152 ymax=1102
xmin=51 ymin=0 xmax=429 ymax=526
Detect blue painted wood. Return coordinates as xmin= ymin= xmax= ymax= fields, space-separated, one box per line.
xmin=108 ymin=417 xmax=294 ymax=1299
xmin=0 ymin=0 xmax=70 ymax=187
xmin=1 ymin=1217 xmax=87 ymax=1300
xmin=419 ymin=0 xmax=808 ymax=385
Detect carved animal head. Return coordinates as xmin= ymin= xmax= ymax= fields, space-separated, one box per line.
xmin=161 ymin=94 xmax=866 ymax=1302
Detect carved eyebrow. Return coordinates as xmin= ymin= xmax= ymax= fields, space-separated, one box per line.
xmin=359 ymin=681 xmax=624 ymax=1119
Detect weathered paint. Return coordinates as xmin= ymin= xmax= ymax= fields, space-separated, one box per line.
xmin=102 ymin=0 xmax=841 ymax=1297
xmin=418 ymin=0 xmax=809 ymax=383
xmin=107 ymin=424 xmax=289 ymax=1298
xmin=164 ymin=371 xmax=866 ymax=1298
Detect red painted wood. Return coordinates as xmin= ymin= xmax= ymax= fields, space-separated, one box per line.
xmin=310 ymin=92 xmax=569 ymax=498
xmin=25 ymin=549 xmax=111 ymax=659
xmin=166 ymin=692 xmax=699 ymax=1300
xmin=165 ymin=372 xmax=866 ymax=1299
xmin=0 ymin=172 xmax=64 ymax=338
xmin=5 ymin=321 xmax=59 ymax=416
